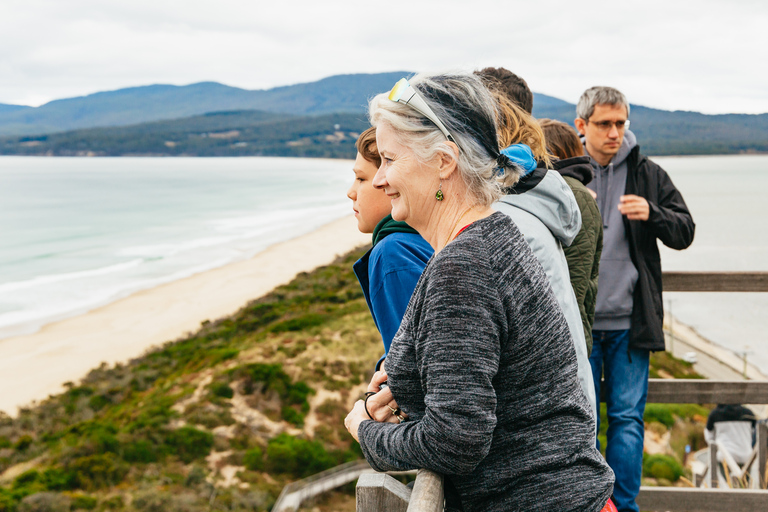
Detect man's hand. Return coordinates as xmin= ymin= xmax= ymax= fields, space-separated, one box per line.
xmin=618 ymin=194 xmax=649 ymax=221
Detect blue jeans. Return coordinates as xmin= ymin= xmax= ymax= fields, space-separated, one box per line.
xmin=590 ymin=329 xmax=649 ymax=512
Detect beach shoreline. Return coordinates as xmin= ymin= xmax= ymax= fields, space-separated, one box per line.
xmin=663 ymin=313 xmax=768 ymax=381
xmin=0 ymin=215 xmax=370 ymax=417
xmin=1 ymin=212 xmax=764 ymax=417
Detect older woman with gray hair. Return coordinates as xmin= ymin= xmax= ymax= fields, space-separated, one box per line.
xmin=344 ymin=72 xmax=614 ymax=512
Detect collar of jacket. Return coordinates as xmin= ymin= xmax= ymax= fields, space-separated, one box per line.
xmin=503 ymin=162 xmax=548 ymax=195
xmin=371 ymin=214 xmax=419 ymax=247
xmin=552 ymin=155 xmax=594 ymax=186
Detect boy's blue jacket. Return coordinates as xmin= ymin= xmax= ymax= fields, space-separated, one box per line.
xmin=353 ymin=215 xmax=433 ymax=370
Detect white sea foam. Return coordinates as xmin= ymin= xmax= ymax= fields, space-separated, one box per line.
xmin=0 ymin=259 xmax=145 ymax=294
xmin=0 ymin=156 xmax=355 ymax=340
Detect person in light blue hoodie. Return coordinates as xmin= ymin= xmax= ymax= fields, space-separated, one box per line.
xmin=493 ymin=144 xmax=597 ymax=423
xmin=348 ymin=127 xmax=433 ymax=371
xmin=480 ymin=74 xmax=598 ymax=422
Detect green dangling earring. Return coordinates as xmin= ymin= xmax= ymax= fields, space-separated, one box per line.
xmin=435 ymin=181 xmax=444 ymax=201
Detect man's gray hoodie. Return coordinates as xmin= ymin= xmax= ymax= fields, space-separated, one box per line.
xmin=584 ymin=130 xmax=639 ymax=331
xmin=494 ymin=168 xmax=597 ymax=422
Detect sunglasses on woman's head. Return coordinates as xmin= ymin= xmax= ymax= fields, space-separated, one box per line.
xmin=388 ymin=78 xmax=459 ymax=151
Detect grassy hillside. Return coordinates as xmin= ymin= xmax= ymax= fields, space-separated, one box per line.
xmin=0 ymin=242 xmax=714 ymax=510
xmin=4 ymin=104 xmax=767 ymax=158
xmin=0 ymin=246 xmax=381 ymax=511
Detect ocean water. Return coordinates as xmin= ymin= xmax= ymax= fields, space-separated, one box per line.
xmin=653 ymin=155 xmax=768 ymax=374
xmin=1 ymin=154 xmax=766 ymax=374
xmin=0 ymin=156 xmax=354 ymax=339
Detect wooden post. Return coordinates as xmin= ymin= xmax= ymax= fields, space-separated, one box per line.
xmin=710 ymin=443 xmax=719 ymax=488
xmin=637 ymin=487 xmax=768 ymax=511
xmin=407 ymin=469 xmax=444 ymax=512
xmin=356 ymin=473 xmax=411 ymax=512
xmin=758 ymin=422 xmax=768 ymax=489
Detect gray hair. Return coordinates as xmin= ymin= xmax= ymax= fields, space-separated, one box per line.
xmin=368 ymin=72 xmax=522 ymax=207
xmin=576 ymin=86 xmax=630 ymax=120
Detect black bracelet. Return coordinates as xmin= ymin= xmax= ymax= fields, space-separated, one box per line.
xmin=363 ymin=392 xmax=376 ymax=420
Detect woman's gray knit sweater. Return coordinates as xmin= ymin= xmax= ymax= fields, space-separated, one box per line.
xmin=358 ymin=212 xmax=614 ymax=511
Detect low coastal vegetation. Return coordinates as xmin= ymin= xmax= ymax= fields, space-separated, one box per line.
xmin=0 ymin=247 xmax=382 ymax=511
xmin=0 ymin=246 xmax=714 ymax=511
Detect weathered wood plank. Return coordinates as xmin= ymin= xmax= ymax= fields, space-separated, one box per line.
xmin=662 ymin=272 xmax=768 ymax=292
xmin=356 ymin=473 xmax=411 ymax=512
xmin=646 ymin=379 xmax=768 ymax=404
xmin=759 ymin=422 xmax=768 ymax=489
xmin=407 ymin=469 xmax=444 ymax=512
xmin=636 ymin=487 xmax=768 ymax=511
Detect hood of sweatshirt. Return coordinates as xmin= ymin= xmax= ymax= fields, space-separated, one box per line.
xmin=583 ymin=129 xmax=638 ymax=229
xmin=498 ymin=166 xmax=581 ymax=247
xmin=552 ymin=155 xmax=593 ymax=186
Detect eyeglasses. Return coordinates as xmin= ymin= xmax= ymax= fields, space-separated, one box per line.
xmin=587 ymin=119 xmax=630 ymax=132
xmin=388 ymin=78 xmax=459 ymax=149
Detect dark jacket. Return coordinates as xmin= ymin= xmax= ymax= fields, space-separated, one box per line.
xmin=554 ymin=156 xmax=603 ymax=354
xmin=624 ymin=146 xmax=695 ymax=351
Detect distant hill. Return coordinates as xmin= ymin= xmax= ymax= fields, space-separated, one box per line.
xmin=0 ymin=104 xmax=31 ymax=114
xmin=0 ymin=110 xmax=371 ymax=159
xmin=0 ymin=72 xmax=410 ymax=137
xmin=0 ymin=72 xmax=766 ymax=155
xmin=3 ymin=101 xmax=767 ymax=157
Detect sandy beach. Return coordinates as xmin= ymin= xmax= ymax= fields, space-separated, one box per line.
xmin=1 ymin=212 xmax=764 ymax=418
xmin=0 ymin=215 xmax=370 ymax=416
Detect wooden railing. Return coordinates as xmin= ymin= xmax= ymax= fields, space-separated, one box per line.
xmin=637 ymin=380 xmax=768 ymax=511
xmin=355 ymin=272 xmax=768 ymax=512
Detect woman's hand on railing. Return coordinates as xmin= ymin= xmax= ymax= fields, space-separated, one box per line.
xmin=344 ymin=371 xmax=408 ymax=442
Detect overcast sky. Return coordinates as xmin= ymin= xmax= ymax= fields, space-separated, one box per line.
xmin=1 ymin=0 xmax=766 ymax=114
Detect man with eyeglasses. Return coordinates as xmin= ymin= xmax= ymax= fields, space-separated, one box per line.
xmin=575 ymin=86 xmax=695 ymax=512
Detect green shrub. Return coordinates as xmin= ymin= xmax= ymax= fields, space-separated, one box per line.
xmin=41 ymin=468 xmax=76 ymax=491
xmin=236 ymin=363 xmax=312 ymax=425
xmin=210 ymin=348 xmax=239 ymax=364
xmin=70 ymin=493 xmax=97 ymax=510
xmin=121 ymin=439 xmax=159 ymax=463
xmin=643 ymin=404 xmax=711 ymax=429
xmin=99 ymin=495 xmax=124 ymax=510
xmin=14 ymin=435 xmax=33 ymax=452
xmin=270 ymin=314 xmax=325 ymax=333
xmin=184 ymin=466 xmax=207 ymax=487
xmin=66 ymin=453 xmax=128 ymax=490
xmin=164 ymin=427 xmax=213 ymax=463
xmin=88 ymin=394 xmax=111 ymax=412
xmin=0 ymin=488 xmax=16 ymax=512
xmin=643 ymin=453 xmax=683 ymax=481
xmin=13 ymin=470 xmax=40 ymax=489
xmin=265 ymin=434 xmax=337 ymax=478
xmin=243 ymin=447 xmax=264 ymax=471
xmin=209 ymin=382 xmax=234 ymax=399
xmin=644 ymin=405 xmax=675 ymax=428
xmin=0 ymin=436 xmax=10 ymax=449
xmin=280 ymin=407 xmax=304 ymax=427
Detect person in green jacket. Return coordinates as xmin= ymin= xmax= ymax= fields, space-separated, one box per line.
xmin=539 ymin=118 xmax=603 ymax=355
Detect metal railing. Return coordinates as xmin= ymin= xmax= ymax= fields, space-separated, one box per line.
xmin=354 ymin=272 xmax=768 ymax=511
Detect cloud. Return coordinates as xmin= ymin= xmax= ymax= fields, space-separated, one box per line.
xmin=0 ymin=0 xmax=766 ymax=113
